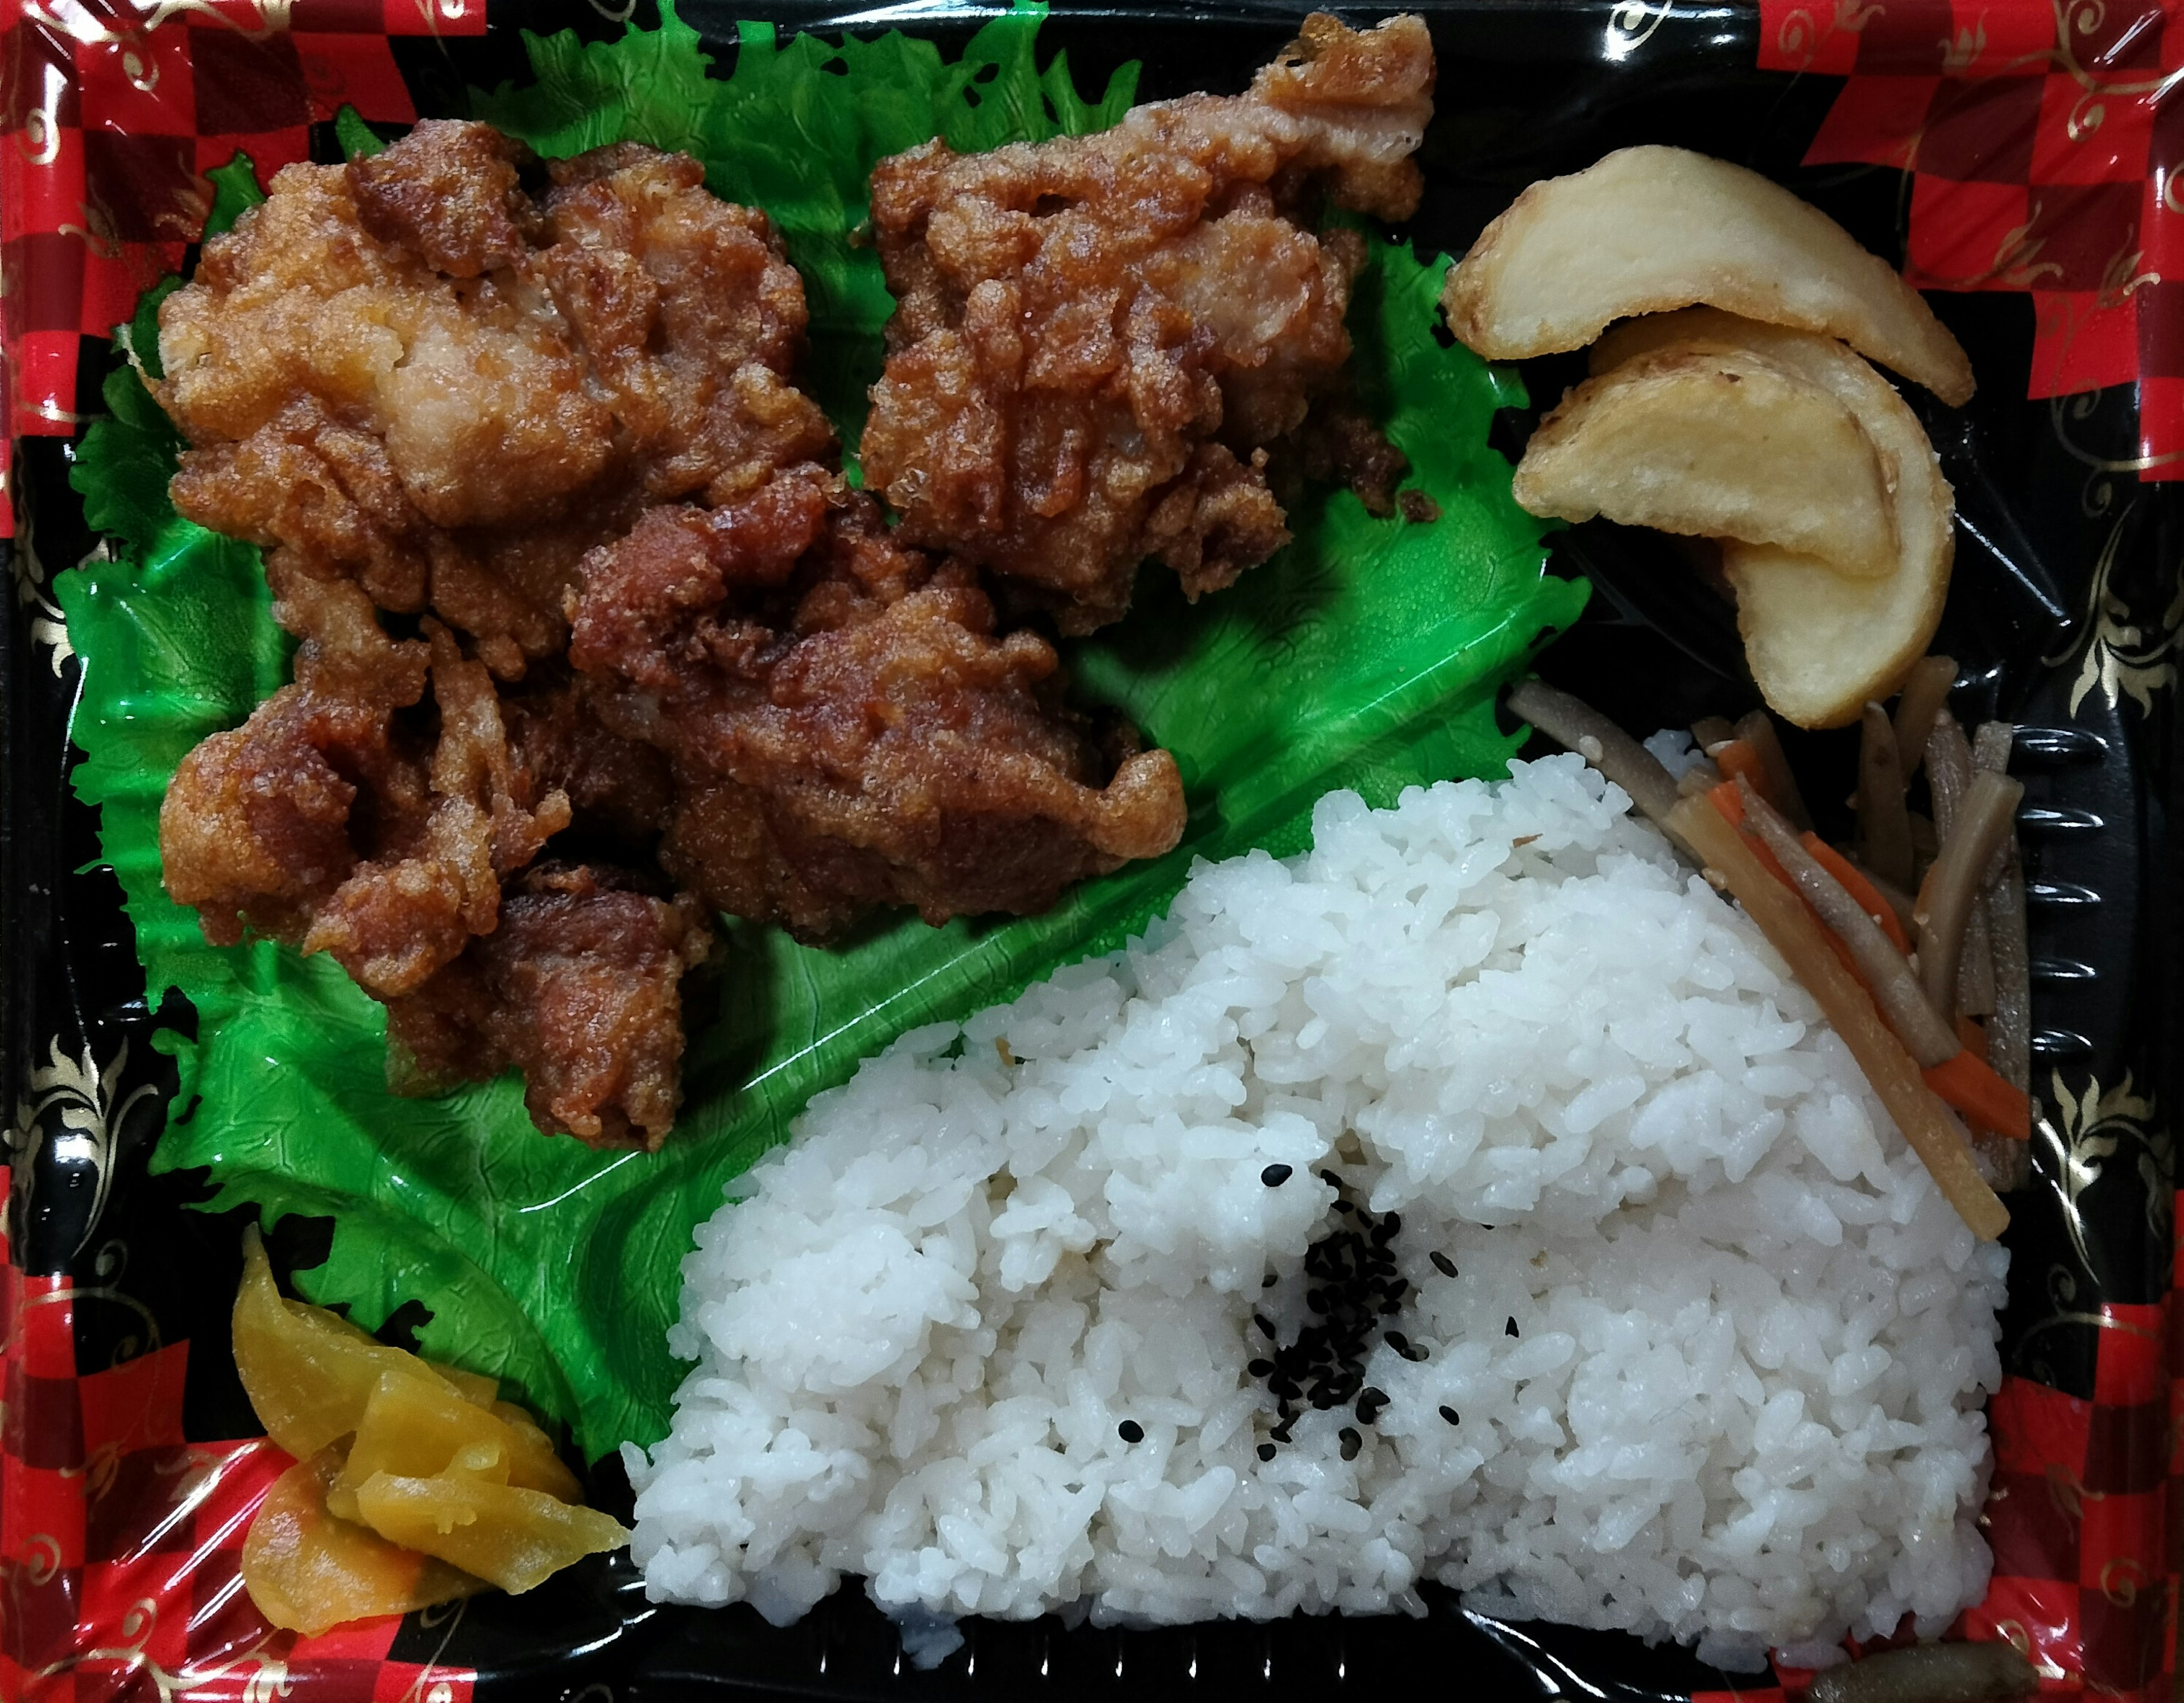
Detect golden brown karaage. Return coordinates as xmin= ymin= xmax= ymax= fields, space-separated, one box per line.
xmin=861 ymin=13 xmax=1435 ymax=633
xmin=569 ymin=474 xmax=1186 ymax=941
xmin=156 ymin=121 xmax=832 ymax=677
xmin=153 ymin=119 xmax=1192 ymax=1145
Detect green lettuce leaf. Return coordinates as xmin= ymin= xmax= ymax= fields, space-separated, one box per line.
xmin=57 ymin=2 xmax=1583 ymax=1460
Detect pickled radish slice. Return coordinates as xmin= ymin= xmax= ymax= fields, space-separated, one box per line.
xmin=351 ymin=1473 xmax=629 ymax=1594
xmin=241 ymin=1444 xmax=487 ymax=1635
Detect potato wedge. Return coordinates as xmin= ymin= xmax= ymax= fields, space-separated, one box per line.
xmin=1725 ymin=537 xmax=1951 ymax=731
xmin=1443 ymin=146 xmax=1975 ymax=406
xmin=1591 ymin=309 xmax=1954 ymax=727
xmin=1512 ymin=345 xmax=1898 ymax=578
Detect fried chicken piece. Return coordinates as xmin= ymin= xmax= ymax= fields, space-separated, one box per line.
xmin=861 ymin=13 xmax=1434 ymax=633
xmin=156 ymin=117 xmax=1192 ymax=1144
xmin=155 ymin=122 xmax=832 ymax=677
xmin=151 ymin=121 xmax=823 ymax=1142
xmin=568 ymin=476 xmax=1188 ymax=940
xmin=161 ymin=618 xmax=574 ymax=998
xmin=384 ymin=865 xmax=712 ymax=1150
xmin=160 ymin=606 xmax=713 ymax=1143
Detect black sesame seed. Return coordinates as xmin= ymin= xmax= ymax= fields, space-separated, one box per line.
xmin=1382 ymin=1213 xmax=1401 ymax=1236
xmin=1332 ymin=1199 xmax=1354 ymax=1215
xmin=1440 ymin=1405 xmax=1461 ymax=1426
xmin=1431 ymin=1252 xmax=1458 ymax=1279
xmin=1263 ymin=1272 xmax=1279 ymax=1288
xmin=1402 ymin=1342 xmax=1430 ymax=1363
xmin=1385 ymin=1331 xmax=1410 ymax=1354
xmin=1261 ymin=1162 xmax=1293 ymax=1187
xmin=1357 ymin=1387 xmax=1388 ymax=1426
xmin=1258 ymin=1442 xmax=1277 ymax=1462
xmin=1505 ymin=1316 xmax=1519 ymax=1338
xmin=1118 ymin=1420 xmax=1144 ymax=1443
xmin=1339 ymin=1428 xmax=1363 ymax=1461
xmin=1254 ymin=1313 xmax=1276 ymax=1337
xmin=1247 ymin=1358 xmax=1274 ymax=1377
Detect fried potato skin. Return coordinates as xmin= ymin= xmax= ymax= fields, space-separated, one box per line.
xmin=1512 ymin=345 xmax=1900 ymax=579
xmin=1442 ymin=145 xmax=1975 ymax=406
xmin=1591 ymin=308 xmax=1955 ymax=728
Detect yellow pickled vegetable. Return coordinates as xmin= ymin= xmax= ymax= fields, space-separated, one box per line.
xmin=425 ymin=1362 xmax=500 ymax=1406
xmin=489 ymin=1402 xmax=585 ymax=1501
xmin=231 ymin=1225 xmax=628 ymax=1631
xmin=233 ymin=1225 xmax=436 ymax=1457
xmin=242 ymin=1445 xmax=486 ymax=1635
xmin=353 ymin=1473 xmax=630 ymax=1594
xmin=329 ymin=1370 xmax=582 ymax=1520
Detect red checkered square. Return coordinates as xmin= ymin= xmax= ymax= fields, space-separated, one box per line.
xmin=82 ymin=130 xmax=206 ymax=243
xmin=75 ymin=29 xmax=193 ymax=138
xmin=6 ymin=125 xmax=87 ymax=243
xmin=1806 ymin=74 xmax=1940 ymax=169
xmin=5 ymin=233 xmax=87 ymax=334
xmin=2082 ymin=1578 xmax=2169 ymax=1691
xmin=297 ymin=32 xmax=412 ymax=122
xmin=2032 ymin=70 xmax=2157 ymax=181
xmin=1918 ymin=74 xmax=2045 ymax=181
xmin=1986 ymin=1469 xmax=2080 ymax=1578
xmin=2030 ymin=289 xmax=2141 ymax=396
xmin=191 ymin=31 xmax=313 ymax=132
xmin=1906 ymin=175 xmax=2033 ymax=285
xmin=2095 ymin=1306 xmax=2167 ymax=1404
xmin=1853 ymin=0 xmax=1959 ymax=73
xmin=2086 ymin=1398 xmax=2170 ymax=1493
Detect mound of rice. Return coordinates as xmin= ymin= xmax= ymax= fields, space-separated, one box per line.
xmin=624 ymin=756 xmax=2007 ymax=1669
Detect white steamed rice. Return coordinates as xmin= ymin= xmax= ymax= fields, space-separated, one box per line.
xmin=623 ymin=755 xmax=2007 ymax=1669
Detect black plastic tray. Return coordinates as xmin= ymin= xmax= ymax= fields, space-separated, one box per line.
xmin=5 ymin=2 xmax=2178 ymax=1696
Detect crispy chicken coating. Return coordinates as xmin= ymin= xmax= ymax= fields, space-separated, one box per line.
xmin=153 ymin=119 xmax=1192 ymax=1144
xmin=383 ymin=865 xmax=712 ymax=1150
xmin=154 ymin=121 xmax=824 ymax=1142
xmin=155 ymin=121 xmax=831 ymax=678
xmin=861 ymin=13 xmax=1434 ymax=633
xmin=159 ymin=602 xmax=707 ymax=1148
xmin=569 ymin=475 xmax=1187 ymax=940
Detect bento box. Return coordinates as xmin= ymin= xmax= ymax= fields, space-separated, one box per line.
xmin=1 ymin=0 xmax=2177 ymax=1694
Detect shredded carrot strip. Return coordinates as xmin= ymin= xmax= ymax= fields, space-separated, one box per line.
xmin=1924 ymin=1049 xmax=2030 ymax=1140
xmin=1709 ymin=787 xmax=1862 ymax=984
xmin=1801 ymin=834 xmax=1910 ymax=955
xmin=1713 ymin=739 xmax=1769 ymax=801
